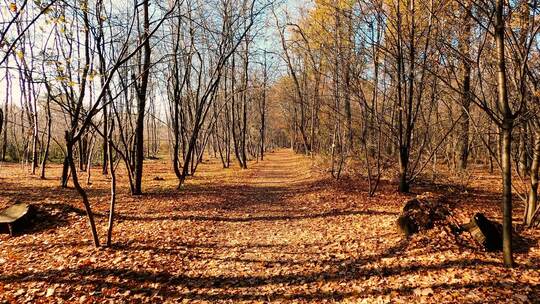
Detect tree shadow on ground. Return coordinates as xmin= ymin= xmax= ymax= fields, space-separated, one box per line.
xmin=0 ymin=182 xmax=110 ymax=206
xmin=116 ymin=208 xmax=398 ymax=223
xmin=513 ymin=234 xmax=538 ymax=254
xmin=1 ymin=237 xmax=531 ymax=302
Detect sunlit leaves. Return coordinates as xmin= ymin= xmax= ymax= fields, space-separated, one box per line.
xmin=9 ymin=2 xmax=17 ymax=12
xmin=15 ymin=49 xmax=24 ymax=60
xmin=80 ymin=0 xmax=88 ymax=13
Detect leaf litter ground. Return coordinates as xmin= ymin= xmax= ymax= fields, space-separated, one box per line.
xmin=0 ymin=150 xmax=539 ymax=303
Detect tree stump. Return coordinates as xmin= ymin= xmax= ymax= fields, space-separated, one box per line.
xmin=0 ymin=203 xmax=34 ymax=236
xmin=462 ymin=213 xmax=503 ymax=251
xmin=396 ymin=197 xmax=449 ymax=237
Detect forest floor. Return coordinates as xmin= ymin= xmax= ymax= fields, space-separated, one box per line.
xmin=0 ymin=149 xmax=539 ymax=303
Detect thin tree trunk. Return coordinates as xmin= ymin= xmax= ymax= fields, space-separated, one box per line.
xmin=66 ymin=133 xmax=99 ymax=247
xmin=102 ymin=104 xmax=108 ymax=175
xmin=2 ymin=59 xmax=9 ymax=161
xmin=61 ymin=157 xmax=69 ymax=187
xmin=495 ymin=0 xmax=514 ymax=267
xmin=106 ymin=137 xmax=116 ymax=247
xmin=86 ymin=136 xmax=95 ymax=185
xmin=519 ymin=128 xmax=528 ymax=177
xmin=40 ymin=95 xmax=52 ymax=179
xmin=457 ymin=3 xmax=471 ymax=171
xmin=526 ymin=131 xmax=540 ymax=226
xmin=133 ymin=0 xmax=151 ymax=195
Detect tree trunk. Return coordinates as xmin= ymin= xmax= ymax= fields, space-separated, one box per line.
xmin=495 ymin=0 xmax=514 ymax=267
xmin=66 ymin=133 xmax=100 ymax=247
xmin=2 ymin=60 xmax=9 ymax=161
xmin=0 ymin=108 xmax=3 ymax=145
xmin=61 ymin=157 xmax=69 ymax=187
xmin=526 ymin=131 xmax=540 ymax=226
xmin=457 ymin=3 xmax=471 ymax=171
xmin=399 ymin=146 xmax=410 ymax=193
xmin=40 ymin=96 xmax=52 ymax=179
xmin=133 ymin=0 xmax=151 ymax=195
xmin=260 ymin=50 xmax=267 ymax=161
xmin=241 ymin=35 xmax=249 ymax=169
xmin=106 ymin=137 xmax=116 ymax=247
xmin=519 ymin=128 xmax=528 ymax=177
xmin=102 ymin=105 xmax=108 ymax=175
xmin=500 ymin=125 xmax=514 ymax=266
xmin=30 ymin=111 xmax=38 ymax=175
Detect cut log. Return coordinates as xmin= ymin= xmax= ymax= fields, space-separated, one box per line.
xmin=462 ymin=213 xmax=503 ymax=251
xmin=0 ymin=203 xmax=34 ymax=236
xmin=397 ymin=197 xmax=449 ymax=237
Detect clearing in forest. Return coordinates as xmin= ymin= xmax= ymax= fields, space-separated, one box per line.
xmin=0 ymin=150 xmax=539 ymax=303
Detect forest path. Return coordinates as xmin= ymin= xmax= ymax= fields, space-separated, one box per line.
xmin=121 ymin=148 xmax=405 ymax=302
xmin=230 ymin=149 xmax=315 ymax=187
xmin=208 ymin=149 xmax=318 ymax=216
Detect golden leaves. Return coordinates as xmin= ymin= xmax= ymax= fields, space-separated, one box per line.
xmin=80 ymin=0 xmax=88 ymax=13
xmin=9 ymin=2 xmax=17 ymax=12
xmin=88 ymin=69 xmax=99 ymax=81
xmin=15 ymin=49 xmax=24 ymax=60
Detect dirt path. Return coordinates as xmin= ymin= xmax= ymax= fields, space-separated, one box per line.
xmin=0 ymin=150 xmax=539 ymax=303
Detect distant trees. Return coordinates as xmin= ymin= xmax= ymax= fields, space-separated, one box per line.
xmin=163 ymin=0 xmax=263 ymax=188
xmin=0 ymin=0 xmax=56 ymax=171
xmin=2 ymin=0 xmax=271 ymax=188
xmin=274 ymin=0 xmax=445 ymax=189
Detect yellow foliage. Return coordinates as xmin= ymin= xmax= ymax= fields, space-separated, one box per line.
xmin=509 ymin=0 xmax=530 ymax=32
xmin=383 ymin=0 xmax=435 ymax=34
xmin=88 ymin=70 xmax=100 ymax=81
xmin=15 ymin=50 xmax=24 ymax=60
xmin=300 ymin=0 xmax=354 ymax=50
xmin=9 ymin=2 xmax=17 ymax=13
xmin=287 ymin=0 xmax=355 ymax=78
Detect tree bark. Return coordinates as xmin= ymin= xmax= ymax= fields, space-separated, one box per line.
xmin=66 ymin=133 xmax=100 ymax=247
xmin=133 ymin=0 xmax=152 ymax=195
xmin=40 ymin=95 xmax=52 ymax=179
xmin=106 ymin=137 xmax=116 ymax=247
xmin=495 ymin=0 xmax=514 ymax=267
xmin=526 ymin=131 xmax=540 ymax=226
xmin=457 ymin=3 xmax=471 ymax=171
